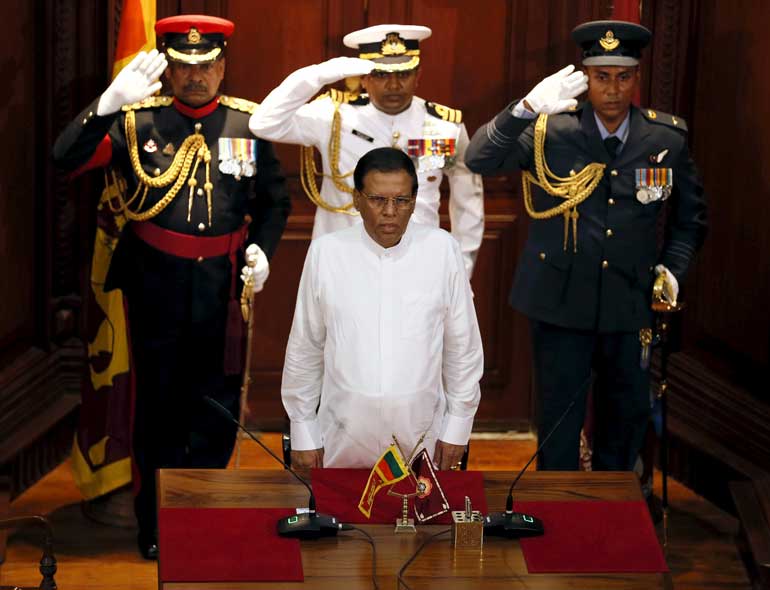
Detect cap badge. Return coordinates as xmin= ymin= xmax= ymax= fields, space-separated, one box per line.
xmin=187 ymin=27 xmax=201 ymax=44
xmin=381 ymin=33 xmax=406 ymax=56
xmin=599 ymin=30 xmax=620 ymax=52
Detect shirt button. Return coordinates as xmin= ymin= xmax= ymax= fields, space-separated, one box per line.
xmin=608 ymin=198 xmax=616 ymax=206
xmin=539 ymin=252 xmax=546 ymax=261
xmin=602 ymin=260 xmax=609 ymax=269
xmin=606 ymin=229 xmax=613 ymax=237
xmin=610 ymin=169 xmax=618 ymax=177
xmin=198 ymin=222 xmax=205 ymax=232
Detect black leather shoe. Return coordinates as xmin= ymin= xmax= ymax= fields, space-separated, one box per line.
xmin=138 ymin=533 xmax=159 ymax=560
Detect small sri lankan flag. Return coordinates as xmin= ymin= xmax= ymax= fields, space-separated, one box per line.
xmin=357 ymin=445 xmax=410 ymax=518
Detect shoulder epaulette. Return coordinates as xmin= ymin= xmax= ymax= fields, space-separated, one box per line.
xmin=641 ymin=108 xmax=688 ymax=132
xmin=122 ymin=95 xmax=174 ymax=111
xmin=219 ymin=95 xmax=259 ymax=114
xmin=317 ymin=88 xmax=370 ymax=106
xmin=425 ymin=101 xmax=463 ymax=124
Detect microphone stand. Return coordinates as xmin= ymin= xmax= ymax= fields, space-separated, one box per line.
xmin=203 ymin=396 xmax=343 ymax=539
xmin=484 ymin=373 xmax=593 ymax=539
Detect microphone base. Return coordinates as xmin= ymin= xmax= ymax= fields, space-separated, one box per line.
xmin=484 ymin=511 xmax=544 ymax=539
xmin=277 ymin=513 xmax=341 ymax=540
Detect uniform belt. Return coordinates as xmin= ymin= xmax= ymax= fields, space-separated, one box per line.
xmin=131 ymin=221 xmax=248 ymax=259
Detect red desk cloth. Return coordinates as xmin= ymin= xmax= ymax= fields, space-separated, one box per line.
xmin=516 ymin=500 xmax=669 ymax=573
xmin=158 ymin=507 xmax=304 ymax=582
xmin=312 ymin=468 xmax=488 ymax=525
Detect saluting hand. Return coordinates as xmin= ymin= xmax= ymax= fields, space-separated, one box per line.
xmin=316 ymin=56 xmax=375 ymax=85
xmin=97 ymin=49 xmax=168 ymax=116
xmin=522 ymin=64 xmax=588 ymax=115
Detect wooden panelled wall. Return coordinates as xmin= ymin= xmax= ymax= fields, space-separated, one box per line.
xmin=3 ymin=0 xmax=768 ymax=511
xmin=0 ymin=1 xmax=107 ymax=505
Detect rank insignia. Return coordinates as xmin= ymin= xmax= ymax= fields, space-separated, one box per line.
xmin=162 ymin=143 xmax=175 ymax=156
xmin=218 ymin=137 xmax=258 ymax=179
xmin=635 ymin=167 xmax=673 ymax=204
xmin=143 ymin=138 xmax=158 ymax=153
xmin=406 ymin=138 xmax=456 ymax=171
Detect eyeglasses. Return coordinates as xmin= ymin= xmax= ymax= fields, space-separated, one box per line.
xmin=358 ymin=191 xmax=416 ymax=210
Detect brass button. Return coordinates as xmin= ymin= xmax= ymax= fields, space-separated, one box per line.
xmin=88 ymin=111 xmax=94 ymax=117
xmin=82 ymin=118 xmax=88 ymax=124
xmin=153 ymin=168 xmax=161 ymax=176
xmin=196 ymin=256 xmax=204 ymax=262
xmin=197 ymin=222 xmax=206 ymax=231
xmin=569 ymin=169 xmax=576 ymax=176
xmin=539 ymin=252 xmax=546 ymax=261
xmin=606 ymin=229 xmax=613 ymax=237
xmin=608 ymin=198 xmax=615 ymax=205
xmin=610 ymin=169 xmax=618 ymax=177
xmin=197 ymin=188 xmax=204 ymax=197
xmin=602 ymin=260 xmax=609 ymax=269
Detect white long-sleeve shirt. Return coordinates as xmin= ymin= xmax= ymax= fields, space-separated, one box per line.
xmin=249 ymin=64 xmax=485 ymax=277
xmin=281 ymin=221 xmax=483 ymax=468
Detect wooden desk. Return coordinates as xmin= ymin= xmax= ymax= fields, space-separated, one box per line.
xmin=158 ymin=469 xmax=670 ymax=589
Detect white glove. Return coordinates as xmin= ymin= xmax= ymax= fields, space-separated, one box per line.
xmin=315 ymin=56 xmax=375 ymax=86
xmin=97 ymin=50 xmax=168 ymax=116
xmin=654 ymin=264 xmax=679 ymax=305
xmin=523 ymin=64 xmax=588 ymax=115
xmin=240 ymin=244 xmax=270 ymax=294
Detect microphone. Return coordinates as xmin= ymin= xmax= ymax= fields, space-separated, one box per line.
xmin=203 ymin=395 xmax=343 ymax=539
xmin=484 ymin=373 xmax=593 ymax=539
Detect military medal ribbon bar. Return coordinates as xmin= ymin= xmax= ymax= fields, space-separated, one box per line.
xmin=407 ymin=138 xmax=456 ymax=172
xmin=218 ymin=137 xmax=258 ymax=178
xmin=635 ymin=167 xmax=673 ymax=204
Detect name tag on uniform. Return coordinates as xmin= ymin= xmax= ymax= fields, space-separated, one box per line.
xmin=218 ymin=138 xmax=258 ymax=178
xmin=406 ymin=138 xmax=456 ymax=171
xmin=635 ymin=168 xmax=673 ymax=204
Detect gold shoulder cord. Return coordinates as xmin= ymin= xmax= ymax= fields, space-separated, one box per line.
xmin=108 ymin=109 xmax=214 ymax=225
xmin=522 ymin=113 xmax=606 ymax=252
xmin=299 ymin=97 xmax=358 ymax=215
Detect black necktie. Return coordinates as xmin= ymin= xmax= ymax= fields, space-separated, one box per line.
xmin=604 ymin=136 xmax=622 ymax=159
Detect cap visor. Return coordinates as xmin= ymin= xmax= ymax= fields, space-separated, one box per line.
xmin=583 ymin=55 xmax=639 ymax=66
xmin=371 ymin=55 xmax=420 ymax=72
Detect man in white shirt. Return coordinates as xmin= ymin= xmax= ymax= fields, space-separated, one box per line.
xmin=249 ymin=24 xmax=484 ymax=277
xmin=282 ymin=147 xmax=483 ymax=470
